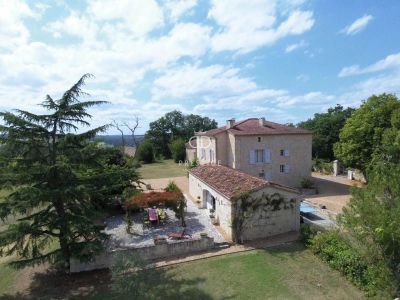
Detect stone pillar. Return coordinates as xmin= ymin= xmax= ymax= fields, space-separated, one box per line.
xmin=333 ymin=160 xmax=339 ymax=176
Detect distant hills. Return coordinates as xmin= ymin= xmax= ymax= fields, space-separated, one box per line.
xmin=93 ymin=135 xmax=145 ymax=147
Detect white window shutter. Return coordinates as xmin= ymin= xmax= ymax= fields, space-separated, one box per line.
xmin=264 ymin=148 xmax=271 ymax=163
xmin=249 ymin=150 xmax=256 ymax=164
xmin=284 ymin=149 xmax=289 ymax=157
xmin=285 ymin=165 xmax=290 ymax=173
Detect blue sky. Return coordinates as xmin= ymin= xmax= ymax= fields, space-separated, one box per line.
xmin=1 ymin=0 xmax=399 ymax=134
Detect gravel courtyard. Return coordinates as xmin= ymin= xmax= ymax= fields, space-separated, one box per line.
xmin=105 ymin=195 xmax=225 ymax=248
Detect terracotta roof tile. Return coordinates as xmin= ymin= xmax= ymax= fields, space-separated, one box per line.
xmin=188 ymin=164 xmax=297 ymax=199
xmin=196 ymin=118 xmax=312 ymax=137
xmin=185 ymin=138 xmax=197 ymax=149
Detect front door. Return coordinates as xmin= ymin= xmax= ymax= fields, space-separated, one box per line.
xmin=206 ymin=191 xmax=216 ymax=210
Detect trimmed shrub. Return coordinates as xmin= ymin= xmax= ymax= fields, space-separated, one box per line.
xmin=165 ymin=180 xmax=180 ymax=192
xmin=136 ymin=140 xmax=155 ymax=163
xmin=300 ymin=178 xmax=314 ymax=189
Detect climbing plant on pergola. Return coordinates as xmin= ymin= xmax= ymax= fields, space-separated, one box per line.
xmin=125 ymin=191 xmax=187 ymax=227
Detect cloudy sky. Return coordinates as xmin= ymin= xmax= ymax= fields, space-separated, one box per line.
xmin=1 ymin=0 xmax=399 ymax=134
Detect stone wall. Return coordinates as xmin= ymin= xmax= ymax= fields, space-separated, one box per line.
xmin=186 ymin=148 xmax=196 ymax=162
xmin=239 ymin=188 xmax=300 ymax=241
xmin=70 ymin=236 xmax=215 ymax=273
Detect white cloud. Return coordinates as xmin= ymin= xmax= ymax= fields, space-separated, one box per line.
xmin=165 ymin=0 xmax=198 ymax=21
xmin=339 ymin=53 xmax=400 ymax=77
xmin=340 ymin=14 xmax=373 ymax=35
xmin=152 ymin=64 xmax=257 ymax=99
xmin=285 ymin=40 xmax=308 ymax=53
xmin=0 ymin=0 xmax=37 ymax=50
xmin=208 ymin=0 xmax=314 ymax=53
xmin=87 ymin=0 xmax=164 ymax=37
xmin=46 ymin=12 xmax=99 ymax=43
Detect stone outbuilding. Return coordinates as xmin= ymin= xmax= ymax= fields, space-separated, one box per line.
xmin=188 ymin=164 xmax=300 ymax=242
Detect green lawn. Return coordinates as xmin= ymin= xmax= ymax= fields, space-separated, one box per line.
xmin=163 ymin=244 xmax=365 ymax=300
xmin=0 ymin=243 xmax=365 ymax=299
xmin=138 ymin=159 xmax=187 ymax=179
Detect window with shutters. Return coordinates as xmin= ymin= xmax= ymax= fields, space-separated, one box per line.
xmin=255 ymin=149 xmax=264 ymax=163
xmin=280 ymin=149 xmax=289 ymax=157
xmin=280 ymin=164 xmax=290 ymax=173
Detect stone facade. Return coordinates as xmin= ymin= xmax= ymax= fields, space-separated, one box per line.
xmin=196 ymin=118 xmax=312 ymax=188
xmin=189 ymin=173 xmax=233 ymax=237
xmin=239 ymin=188 xmax=300 ymax=241
xmin=189 ymin=172 xmax=300 ymax=241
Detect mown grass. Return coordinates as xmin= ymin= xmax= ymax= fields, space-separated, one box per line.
xmin=138 ymin=159 xmax=187 ymax=179
xmin=0 ymin=243 xmax=365 ymax=299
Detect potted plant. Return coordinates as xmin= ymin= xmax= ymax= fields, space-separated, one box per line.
xmin=209 ymin=209 xmax=219 ymax=225
xmin=200 ymin=232 xmax=208 ymax=238
xmin=209 ymin=208 xmax=215 ymax=218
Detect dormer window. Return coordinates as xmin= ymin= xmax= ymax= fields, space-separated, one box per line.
xmin=257 ymin=137 xmax=261 ymax=142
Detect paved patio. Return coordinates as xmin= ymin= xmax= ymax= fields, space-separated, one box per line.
xmin=105 ymin=195 xmax=225 ymax=248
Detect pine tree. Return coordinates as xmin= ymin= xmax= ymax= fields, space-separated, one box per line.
xmin=0 ymin=74 xmax=139 ymax=271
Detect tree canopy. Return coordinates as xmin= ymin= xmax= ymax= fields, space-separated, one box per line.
xmin=298 ymin=104 xmax=355 ymax=160
xmin=0 ymin=74 xmax=139 ymax=270
xmin=334 ymin=94 xmax=400 ymax=177
xmin=339 ymin=162 xmax=400 ymax=293
xmin=145 ymin=111 xmax=217 ymax=158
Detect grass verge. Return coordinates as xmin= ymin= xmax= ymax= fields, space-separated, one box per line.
xmin=138 ymin=159 xmax=187 ymax=179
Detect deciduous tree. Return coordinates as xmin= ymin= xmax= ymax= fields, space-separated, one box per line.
xmin=334 ymin=94 xmax=400 ymax=178
xmin=298 ymin=104 xmax=354 ymax=160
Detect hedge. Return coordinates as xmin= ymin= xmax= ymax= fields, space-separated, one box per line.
xmin=301 ymin=225 xmax=393 ymax=297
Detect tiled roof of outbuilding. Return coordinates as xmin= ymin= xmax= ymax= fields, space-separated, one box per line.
xmin=188 ymin=164 xmax=298 ymax=199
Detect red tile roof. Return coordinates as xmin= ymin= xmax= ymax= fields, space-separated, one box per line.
xmin=185 ymin=138 xmax=197 ymax=149
xmin=196 ymin=118 xmax=312 ymax=137
xmin=188 ymin=164 xmax=298 ymax=199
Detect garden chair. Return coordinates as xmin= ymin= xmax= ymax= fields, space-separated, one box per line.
xmin=148 ymin=208 xmax=158 ymax=223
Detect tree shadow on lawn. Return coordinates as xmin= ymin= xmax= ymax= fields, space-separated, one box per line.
xmin=0 ymin=264 xmax=216 ymax=300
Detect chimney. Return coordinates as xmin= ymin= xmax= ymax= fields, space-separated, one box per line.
xmin=259 ymin=117 xmax=266 ymax=127
xmin=226 ymin=119 xmax=235 ymax=129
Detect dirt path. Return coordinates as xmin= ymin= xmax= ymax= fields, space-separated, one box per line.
xmin=141 ymin=176 xmax=189 ymax=194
